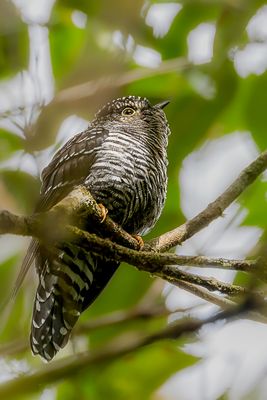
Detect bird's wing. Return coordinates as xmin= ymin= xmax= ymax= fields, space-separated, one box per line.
xmin=37 ymin=125 xmax=109 ymax=211
xmin=12 ymin=125 xmax=109 ymax=298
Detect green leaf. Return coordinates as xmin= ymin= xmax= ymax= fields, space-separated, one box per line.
xmin=0 ymin=1 xmax=28 ymax=78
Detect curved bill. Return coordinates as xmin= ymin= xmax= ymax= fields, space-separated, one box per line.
xmin=155 ymin=100 xmax=170 ymax=109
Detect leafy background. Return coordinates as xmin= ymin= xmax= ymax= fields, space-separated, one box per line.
xmin=0 ymin=0 xmax=267 ymax=399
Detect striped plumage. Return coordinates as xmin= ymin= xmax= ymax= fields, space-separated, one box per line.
xmin=20 ymin=96 xmax=170 ymax=361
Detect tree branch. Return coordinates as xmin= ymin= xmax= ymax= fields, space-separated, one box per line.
xmin=158 ymin=265 xmax=246 ymax=296
xmin=1 ymin=150 xmax=266 ymax=256
xmin=0 ymin=187 xmax=140 ymax=250
xmin=0 ymin=208 xmax=258 ymax=276
xmin=148 ymin=149 xmax=267 ymax=252
xmin=171 ymin=280 xmax=236 ymax=308
xmin=0 ymin=151 xmax=266 ymax=305
xmin=65 ymin=226 xmax=246 ymax=297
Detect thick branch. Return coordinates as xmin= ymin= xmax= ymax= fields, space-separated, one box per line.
xmin=0 ymin=150 xmax=267 ymax=303
xmin=0 ymin=208 xmax=257 ymax=276
xmin=0 ymin=187 xmax=140 ymax=250
xmin=0 ymin=202 xmax=262 ymax=301
xmin=1 ymin=150 xmax=267 ymax=257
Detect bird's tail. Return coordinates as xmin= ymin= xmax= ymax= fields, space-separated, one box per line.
xmin=30 ymin=244 xmax=119 ymax=361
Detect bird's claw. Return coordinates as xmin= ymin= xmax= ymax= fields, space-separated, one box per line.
xmin=98 ymin=203 xmax=108 ymax=223
xmin=132 ymin=234 xmax=144 ymax=249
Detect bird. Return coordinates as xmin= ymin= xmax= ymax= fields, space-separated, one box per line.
xmin=17 ymin=95 xmax=170 ymax=361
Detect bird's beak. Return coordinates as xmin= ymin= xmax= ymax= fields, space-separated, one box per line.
xmin=155 ymin=100 xmax=170 ymax=109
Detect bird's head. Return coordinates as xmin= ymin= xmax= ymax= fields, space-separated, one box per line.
xmin=92 ymin=95 xmax=170 ymax=141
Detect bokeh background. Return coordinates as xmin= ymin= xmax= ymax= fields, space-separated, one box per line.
xmin=0 ymin=0 xmax=267 ymax=399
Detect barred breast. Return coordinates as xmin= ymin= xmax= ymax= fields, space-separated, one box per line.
xmin=86 ymin=127 xmax=168 ymax=235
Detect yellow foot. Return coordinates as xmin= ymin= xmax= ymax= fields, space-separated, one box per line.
xmin=132 ymin=234 xmax=144 ymax=249
xmin=98 ymin=203 xmax=108 ymax=223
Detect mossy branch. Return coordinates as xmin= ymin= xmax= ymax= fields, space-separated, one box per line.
xmin=0 ymin=150 xmax=267 ymax=300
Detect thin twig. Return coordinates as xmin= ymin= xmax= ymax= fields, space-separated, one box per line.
xmin=159 ymin=265 xmax=246 ymax=296
xmin=172 ymin=280 xmax=236 ymax=308
xmin=64 ymin=227 xmax=250 ymax=297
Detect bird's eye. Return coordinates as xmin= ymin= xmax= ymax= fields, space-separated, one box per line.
xmin=122 ymin=107 xmax=135 ymax=116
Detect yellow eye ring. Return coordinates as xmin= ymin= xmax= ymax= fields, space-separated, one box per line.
xmin=122 ymin=107 xmax=135 ymax=116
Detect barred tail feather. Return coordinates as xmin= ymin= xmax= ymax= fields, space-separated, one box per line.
xmin=30 ymin=245 xmax=119 ymax=361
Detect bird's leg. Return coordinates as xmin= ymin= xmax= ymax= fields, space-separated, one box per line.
xmin=98 ymin=203 xmax=108 ymax=223
xmin=132 ymin=234 xmax=144 ymax=249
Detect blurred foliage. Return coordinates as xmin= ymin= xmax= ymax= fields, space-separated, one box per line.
xmin=57 ymin=342 xmax=197 ymax=400
xmin=0 ymin=1 xmax=28 ymax=78
xmin=0 ymin=0 xmax=267 ymax=399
